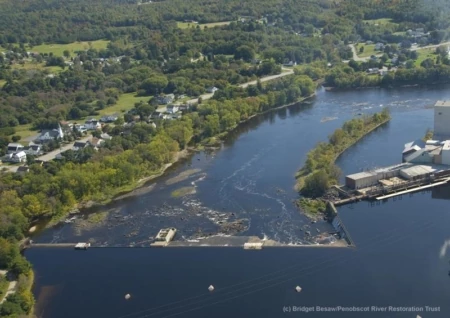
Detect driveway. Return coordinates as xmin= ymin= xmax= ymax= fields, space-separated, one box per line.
xmin=0 ymin=271 xmax=17 ymax=304
xmin=1 ymin=135 xmax=92 ymax=174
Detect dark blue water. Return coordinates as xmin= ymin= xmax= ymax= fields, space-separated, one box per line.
xmin=26 ymin=86 xmax=450 ymax=317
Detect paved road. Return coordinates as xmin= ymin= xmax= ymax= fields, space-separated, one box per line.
xmin=182 ymin=68 xmax=295 ymax=105
xmin=1 ymin=136 xmax=91 ymax=173
xmin=347 ymin=41 xmax=450 ymax=63
xmin=1 ymin=70 xmax=297 ymax=173
xmin=37 ymin=136 xmax=91 ymax=162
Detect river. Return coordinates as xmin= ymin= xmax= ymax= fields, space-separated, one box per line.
xmin=26 ymin=86 xmax=450 ymax=317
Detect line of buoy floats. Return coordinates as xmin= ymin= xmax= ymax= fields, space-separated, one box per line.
xmin=207 ymin=285 xmax=302 ymax=292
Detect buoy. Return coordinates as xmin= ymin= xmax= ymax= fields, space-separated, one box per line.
xmin=208 ymin=285 xmax=214 ymax=292
xmin=417 ymin=315 xmax=422 ymax=318
xmin=295 ymin=286 xmax=302 ymax=293
xmin=125 ymin=294 xmax=131 ymax=300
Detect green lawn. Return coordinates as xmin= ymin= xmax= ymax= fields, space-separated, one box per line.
xmin=414 ymin=47 xmax=437 ymax=66
xmin=14 ymin=123 xmax=38 ymax=140
xmin=30 ymin=40 xmax=109 ymax=57
xmin=177 ymin=21 xmax=232 ymax=30
xmin=363 ymin=18 xmax=397 ymax=26
xmin=97 ymin=93 xmax=150 ymax=116
xmin=11 ymin=62 xmax=65 ymax=73
xmin=356 ymin=44 xmax=376 ymax=58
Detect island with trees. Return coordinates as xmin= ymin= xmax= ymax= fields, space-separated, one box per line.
xmin=295 ymin=108 xmax=391 ymax=216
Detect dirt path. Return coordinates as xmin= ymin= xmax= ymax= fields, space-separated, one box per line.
xmin=0 ymin=271 xmax=17 ymax=304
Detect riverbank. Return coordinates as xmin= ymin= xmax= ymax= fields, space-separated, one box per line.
xmin=65 ymin=93 xmax=317 ymax=217
xmin=295 ymin=109 xmax=391 ymax=216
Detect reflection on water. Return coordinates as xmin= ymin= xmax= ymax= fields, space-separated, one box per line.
xmin=26 ymin=86 xmax=450 ymax=318
xmin=32 ymin=86 xmax=450 ymax=247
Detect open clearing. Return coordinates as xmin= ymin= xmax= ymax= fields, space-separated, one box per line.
xmin=30 ymin=40 xmax=109 ymax=57
xmin=177 ymin=21 xmax=232 ymax=30
xmin=363 ymin=18 xmax=397 ymax=26
xmin=13 ymin=124 xmax=38 ymax=140
xmin=355 ymin=44 xmax=377 ymax=58
xmin=11 ymin=62 xmax=65 ymax=73
xmin=415 ymin=47 xmax=437 ymax=66
xmin=97 ymin=93 xmax=150 ymax=116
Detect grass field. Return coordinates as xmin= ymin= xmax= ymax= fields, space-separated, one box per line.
xmin=415 ymin=47 xmax=437 ymax=66
xmin=30 ymin=40 xmax=109 ymax=57
xmin=177 ymin=21 xmax=232 ymax=30
xmin=11 ymin=62 xmax=65 ymax=73
xmin=97 ymin=93 xmax=150 ymax=116
xmin=14 ymin=123 xmax=38 ymax=140
xmin=363 ymin=18 xmax=397 ymax=26
xmin=356 ymin=44 xmax=376 ymax=58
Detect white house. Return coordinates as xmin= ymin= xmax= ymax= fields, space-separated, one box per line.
xmin=24 ymin=144 xmax=42 ymax=156
xmin=206 ymin=86 xmax=219 ymax=94
xmin=7 ymin=143 xmax=24 ymax=154
xmin=100 ymin=114 xmax=119 ymax=123
xmin=11 ymin=151 xmax=27 ymax=163
xmin=74 ymin=124 xmax=87 ymax=133
xmin=166 ymin=105 xmax=179 ymax=114
xmin=84 ymin=119 xmax=102 ymax=130
xmin=36 ymin=125 xmax=64 ymax=141
xmin=375 ymin=42 xmax=385 ymax=51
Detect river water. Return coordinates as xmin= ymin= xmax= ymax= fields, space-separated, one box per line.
xmin=26 ymin=86 xmax=450 ymax=317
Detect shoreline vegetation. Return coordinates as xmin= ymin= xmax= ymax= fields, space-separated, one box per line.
xmin=0 ymin=72 xmax=316 ymax=317
xmin=295 ymin=108 xmax=391 ymax=216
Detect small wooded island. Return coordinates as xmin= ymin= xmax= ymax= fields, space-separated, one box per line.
xmin=296 ymin=109 xmax=391 ymax=216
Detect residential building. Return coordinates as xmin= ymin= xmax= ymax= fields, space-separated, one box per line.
xmin=100 ymin=114 xmax=119 ymax=123
xmin=16 ymin=166 xmax=30 ymax=174
xmin=375 ymin=42 xmax=385 ymax=51
xmin=11 ymin=151 xmax=27 ymax=163
xmin=23 ymin=144 xmax=42 ymax=156
xmin=7 ymin=143 xmax=24 ymax=154
xmin=206 ymin=86 xmax=219 ymax=94
xmin=178 ymin=104 xmax=191 ymax=111
xmin=36 ymin=124 xmax=64 ymax=141
xmin=90 ymin=138 xmax=105 ymax=149
xmin=74 ymin=124 xmax=87 ymax=133
xmin=155 ymin=94 xmax=175 ymax=105
xmin=166 ymin=105 xmax=179 ymax=114
xmin=84 ymin=119 xmax=102 ymax=130
xmin=73 ymin=141 xmax=90 ymax=151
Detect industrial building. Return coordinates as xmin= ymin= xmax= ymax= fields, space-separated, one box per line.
xmin=402 ymin=139 xmax=450 ymax=165
xmin=434 ymin=101 xmax=450 ymax=140
xmin=345 ymin=163 xmax=447 ymax=190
